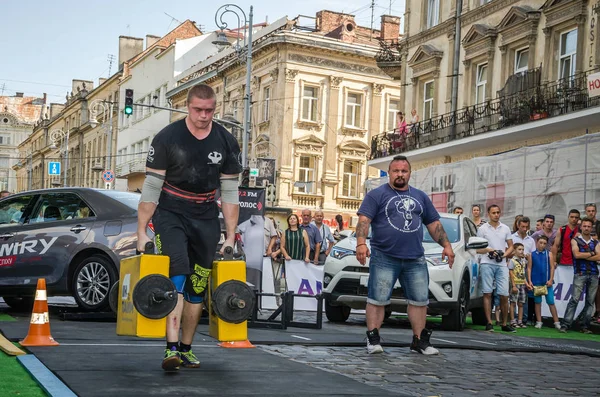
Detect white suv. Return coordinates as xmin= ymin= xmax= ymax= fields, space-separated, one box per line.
xmin=322 ymin=214 xmax=489 ymax=331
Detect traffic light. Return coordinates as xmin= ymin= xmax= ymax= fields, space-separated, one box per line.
xmin=124 ymin=88 xmax=134 ymax=116
xmin=240 ymin=168 xmax=250 ymax=187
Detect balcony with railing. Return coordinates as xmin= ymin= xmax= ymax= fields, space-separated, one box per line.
xmin=370 ymin=68 xmax=600 ymax=163
xmin=115 ymin=157 xmax=146 ymax=177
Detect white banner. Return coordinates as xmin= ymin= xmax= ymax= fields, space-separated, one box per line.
xmin=541 ymin=265 xmax=586 ymax=319
xmin=283 ymin=260 xmax=324 ymax=311
xmin=261 ymin=256 xmax=278 ymax=310
xmin=587 ymin=72 xmax=600 ymax=98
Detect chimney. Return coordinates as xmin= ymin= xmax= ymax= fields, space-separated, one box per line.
xmin=49 ymin=103 xmax=65 ymax=119
xmin=118 ymin=36 xmax=144 ymax=65
xmin=316 ymin=10 xmax=347 ymax=34
xmin=380 ymin=15 xmax=400 ymax=41
xmin=15 ymin=92 xmax=24 ymax=98
xmin=43 ymin=93 xmax=47 ymax=104
xmin=146 ymin=35 xmax=161 ymax=49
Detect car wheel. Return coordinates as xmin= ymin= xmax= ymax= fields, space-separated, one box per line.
xmin=470 ymin=307 xmax=487 ymax=326
xmin=325 ymin=297 xmax=351 ymax=323
xmin=71 ymin=255 xmax=117 ymax=311
xmin=3 ymin=296 xmax=34 ymax=312
xmin=442 ymin=280 xmax=469 ymax=331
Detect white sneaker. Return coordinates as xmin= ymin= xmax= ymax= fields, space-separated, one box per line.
xmin=535 ymin=322 xmax=543 ymax=329
xmin=554 ymin=322 xmax=561 ymax=330
xmin=410 ymin=329 xmax=440 ymax=355
xmin=366 ymin=329 xmax=384 ymax=354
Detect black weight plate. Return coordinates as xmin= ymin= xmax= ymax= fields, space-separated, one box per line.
xmin=108 ymin=281 xmax=119 ymax=314
xmin=211 ymin=280 xmax=255 ymax=324
xmin=133 ymin=274 xmax=177 ymax=319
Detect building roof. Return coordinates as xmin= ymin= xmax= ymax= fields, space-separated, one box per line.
xmin=0 ymin=94 xmax=45 ymax=124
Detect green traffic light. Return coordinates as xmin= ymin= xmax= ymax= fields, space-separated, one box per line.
xmin=124 ymin=107 xmax=133 ymax=115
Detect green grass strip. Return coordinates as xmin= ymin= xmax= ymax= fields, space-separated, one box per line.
xmin=0 ymin=347 xmax=46 ymax=397
xmin=0 ymin=313 xmax=16 ymax=322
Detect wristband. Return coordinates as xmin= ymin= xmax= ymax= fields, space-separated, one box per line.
xmin=356 ymin=244 xmax=367 ymax=248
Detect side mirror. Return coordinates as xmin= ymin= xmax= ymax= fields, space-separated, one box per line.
xmin=466 ymin=236 xmax=488 ymax=250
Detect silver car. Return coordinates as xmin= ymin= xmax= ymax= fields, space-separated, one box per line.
xmin=0 ymin=188 xmax=143 ymax=312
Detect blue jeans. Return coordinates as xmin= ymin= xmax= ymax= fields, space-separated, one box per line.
xmin=481 ymin=264 xmax=509 ymax=296
xmin=367 ymin=249 xmax=429 ymax=306
xmin=562 ymin=273 xmax=599 ymax=329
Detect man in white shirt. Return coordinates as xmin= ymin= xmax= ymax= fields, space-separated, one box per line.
xmin=477 ymin=204 xmax=515 ymax=333
xmin=312 ymin=210 xmax=335 ymax=265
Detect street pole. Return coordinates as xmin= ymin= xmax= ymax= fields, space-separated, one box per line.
xmin=107 ymin=102 xmax=114 ymax=189
xmin=242 ymin=6 xmax=253 ymax=168
xmin=27 ymin=153 xmax=32 ymax=191
xmin=63 ymin=131 xmax=69 ymax=187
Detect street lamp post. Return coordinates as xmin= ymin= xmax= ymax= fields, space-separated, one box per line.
xmin=214 ymin=4 xmax=254 ymax=168
xmin=89 ymin=99 xmax=114 ymax=188
xmin=49 ymin=129 xmax=68 ymax=187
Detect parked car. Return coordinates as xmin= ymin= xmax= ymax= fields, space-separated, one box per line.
xmin=322 ymin=214 xmax=489 ymax=331
xmin=0 ymin=188 xmax=144 ymax=312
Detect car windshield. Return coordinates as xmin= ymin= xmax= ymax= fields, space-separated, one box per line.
xmin=97 ymin=190 xmax=140 ymax=210
xmin=423 ymin=217 xmax=459 ymax=243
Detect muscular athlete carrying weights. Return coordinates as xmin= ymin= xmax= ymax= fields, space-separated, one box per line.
xmin=137 ymin=84 xmax=242 ymax=371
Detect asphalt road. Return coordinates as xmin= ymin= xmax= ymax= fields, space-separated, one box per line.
xmin=2 ymin=302 xmax=599 ymax=397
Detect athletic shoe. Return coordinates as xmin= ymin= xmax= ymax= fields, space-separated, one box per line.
xmin=559 ymin=326 xmax=568 ymax=333
xmin=180 ymin=349 xmax=201 ymax=368
xmin=410 ymin=329 xmax=439 ymax=355
xmin=501 ymin=325 xmax=516 ymax=333
xmin=366 ymin=328 xmax=384 ymax=354
xmin=554 ymin=322 xmax=562 ymax=330
xmin=517 ymin=322 xmax=525 ymax=328
xmin=162 ymin=348 xmax=181 ymax=371
xmin=485 ymin=323 xmax=494 ymax=332
xmin=534 ymin=322 xmax=543 ymax=329
xmin=580 ymin=328 xmax=593 ymax=334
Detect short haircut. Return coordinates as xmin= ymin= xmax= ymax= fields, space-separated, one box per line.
xmin=487 ymin=204 xmax=500 ymax=213
xmin=472 ymin=204 xmax=481 ymax=209
xmin=569 ymin=209 xmax=581 ymax=216
xmin=513 ymin=242 xmax=524 ymax=250
xmin=518 ymin=216 xmax=530 ymax=225
xmin=536 ymin=218 xmax=544 ymax=223
xmin=581 ymin=217 xmax=594 ymax=226
xmin=543 ymin=214 xmax=555 ymax=221
xmin=537 ymin=235 xmax=548 ymax=242
xmin=586 ymin=203 xmax=597 ymax=210
xmin=389 ymin=155 xmax=411 ymax=171
xmin=187 ymin=84 xmax=216 ymax=105
xmin=453 ymin=207 xmax=463 ymax=213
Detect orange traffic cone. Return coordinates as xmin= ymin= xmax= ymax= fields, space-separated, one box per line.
xmin=20 ymin=278 xmax=59 ymax=346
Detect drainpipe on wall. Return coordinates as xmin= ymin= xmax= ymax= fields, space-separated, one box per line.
xmin=450 ymin=0 xmax=463 ymax=141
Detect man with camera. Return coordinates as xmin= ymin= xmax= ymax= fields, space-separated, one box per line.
xmin=477 ymin=204 xmax=515 ymax=332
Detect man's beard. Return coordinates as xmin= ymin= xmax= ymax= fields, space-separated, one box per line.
xmin=392 ymin=178 xmax=407 ymax=189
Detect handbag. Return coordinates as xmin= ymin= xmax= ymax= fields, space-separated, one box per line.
xmin=533 ymin=285 xmax=548 ymax=296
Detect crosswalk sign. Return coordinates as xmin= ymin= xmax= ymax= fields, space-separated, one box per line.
xmin=48 ymin=162 xmax=61 ymax=175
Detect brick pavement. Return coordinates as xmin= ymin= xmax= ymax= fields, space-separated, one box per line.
xmin=260 ymin=345 xmax=600 ymax=397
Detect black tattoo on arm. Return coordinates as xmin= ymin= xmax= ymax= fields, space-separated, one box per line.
xmin=429 ymin=221 xmax=449 ymax=247
xmin=356 ymin=216 xmax=371 ymax=239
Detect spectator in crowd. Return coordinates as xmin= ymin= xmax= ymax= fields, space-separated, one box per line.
xmin=453 ymin=207 xmax=463 ymax=215
xmin=512 ymin=215 xmax=523 ymax=233
xmin=535 ymin=219 xmax=543 ymax=232
xmin=476 ymin=204 xmax=515 ymax=332
xmin=333 ymin=214 xmax=345 ymax=241
xmin=511 ymin=216 xmax=535 ymax=325
xmin=0 ymin=191 xmax=11 ymax=199
xmin=508 ymin=243 xmax=528 ymax=328
xmin=280 ymin=214 xmax=310 ymax=263
xmin=527 ymin=235 xmax=561 ymax=330
xmin=299 ymin=209 xmax=322 ymax=265
xmin=584 ymin=203 xmax=599 ymax=237
xmin=531 ymin=214 xmax=558 ymax=249
xmin=409 ymin=108 xmax=419 ymax=133
xmin=471 ymin=204 xmax=486 ymax=228
xmin=264 ymin=216 xmax=278 ymax=258
xmin=560 ymin=217 xmax=600 ymax=334
xmin=312 ymin=210 xmax=335 ymax=265
xmin=552 ymin=209 xmax=580 ymax=267
xmin=389 ymin=112 xmax=408 ymax=152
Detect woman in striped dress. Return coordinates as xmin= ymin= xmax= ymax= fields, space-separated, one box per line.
xmin=281 ymin=214 xmax=310 ymax=263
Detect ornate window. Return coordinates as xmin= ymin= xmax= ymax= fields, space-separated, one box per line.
xmin=559 ymin=29 xmax=577 ymax=80
xmin=514 ymin=48 xmax=529 ymax=74
xmin=301 ymin=86 xmax=319 ymax=122
xmin=262 ymin=86 xmax=271 ymax=121
xmin=345 ymin=93 xmax=363 ymax=128
xmin=423 ymin=81 xmax=435 ymax=121
xmin=297 ymin=156 xmax=316 ymax=194
xmin=387 ymin=99 xmax=400 ymax=131
xmin=342 ymin=161 xmax=359 ymax=198
xmin=475 ymin=63 xmax=488 ymax=104
xmin=408 ymin=45 xmax=443 ymax=119
xmin=426 ymin=0 xmax=440 ymax=29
